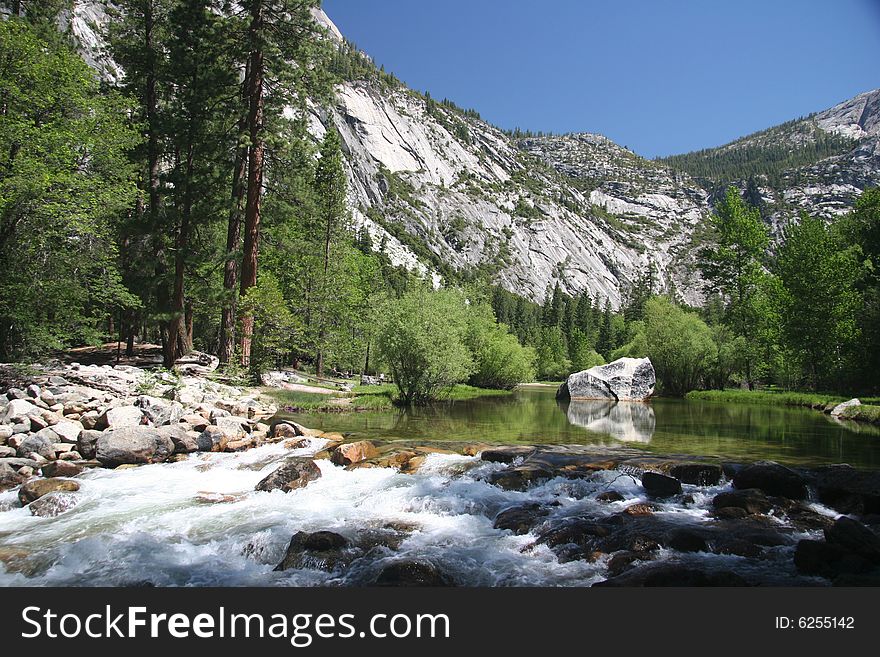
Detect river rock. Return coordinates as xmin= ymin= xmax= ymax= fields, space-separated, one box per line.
xmin=0 ymin=463 xmax=26 ymax=492
xmin=197 ymin=426 xmax=228 ymax=452
xmin=830 ymin=398 xmax=861 ymax=417
xmin=668 ymin=462 xmax=723 ymax=486
xmin=824 ymin=516 xmax=880 ymax=562
xmin=641 ymin=471 xmax=682 ymax=497
xmin=97 ymin=405 xmax=144 ymax=430
xmin=493 ymin=503 xmax=550 ymax=535
xmin=666 ymin=528 xmax=709 ymax=553
xmin=271 ymin=421 xmax=304 ymax=439
xmin=95 ymin=426 xmax=175 ymax=467
xmin=158 ymin=425 xmax=198 ymax=453
xmin=181 ymin=414 xmax=209 ymax=432
xmin=18 ymin=478 xmax=80 ymax=505
xmin=712 ymin=489 xmax=772 ymax=515
xmin=254 ymin=458 xmax=321 ymax=493
xmin=597 ymin=490 xmax=625 ymax=503
xmin=275 ymin=531 xmax=351 ymax=572
xmin=810 ymin=465 xmax=880 ymax=515
xmin=135 ymin=396 xmax=184 ymax=426
xmin=557 ymin=357 xmax=655 ymax=401
xmin=41 ymin=461 xmax=83 ymax=478
xmin=1 ymin=399 xmax=39 ymax=424
xmin=0 ymin=425 xmax=13 ymax=442
xmin=733 ymin=461 xmax=807 ymax=500
xmin=28 ymin=491 xmax=79 ymax=517
xmin=0 ymin=445 xmax=14 ymax=458
xmin=51 ymin=419 xmax=83 ymax=444
xmin=372 ymin=560 xmax=454 ymax=587
xmin=794 ymin=540 xmax=874 ymax=579
xmin=331 ymin=441 xmax=379 ymax=466
xmin=77 ymin=429 xmax=102 ymax=459
xmin=595 ymin=563 xmax=749 ymax=587
xmin=213 ymin=416 xmax=249 ymax=441
xmin=15 ymin=432 xmax=55 ymax=460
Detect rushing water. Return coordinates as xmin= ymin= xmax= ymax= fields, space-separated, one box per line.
xmin=0 ymin=388 xmax=876 ymax=586
xmin=281 ymin=386 xmax=880 ymax=469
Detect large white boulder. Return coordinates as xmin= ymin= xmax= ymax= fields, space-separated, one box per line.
xmin=557 ymin=357 xmax=655 ymax=401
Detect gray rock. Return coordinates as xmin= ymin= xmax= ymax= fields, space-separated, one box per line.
xmin=95 ymin=426 xmax=175 ymax=467
xmin=830 ymin=398 xmax=861 ymax=417
xmin=18 ymin=478 xmax=80 ymax=505
xmin=77 ymin=429 xmax=102 ymax=460
xmin=0 ymin=425 xmax=12 ymax=442
xmin=26 ymin=384 xmax=41 ymax=398
xmin=213 ymin=416 xmax=249 ymax=441
xmin=51 ymin=419 xmax=83 ymax=444
xmin=1 ymin=398 xmax=39 ymax=424
xmin=135 ymin=395 xmax=184 ymax=426
xmin=15 ymin=433 xmax=55 ymax=460
xmin=557 ymin=357 xmax=655 ymax=401
xmin=197 ymin=426 xmax=228 ymax=452
xmin=6 ymin=388 xmax=27 ymax=400
xmin=0 ymin=446 xmax=15 ymax=458
xmin=0 ymin=462 xmax=26 ymax=492
xmin=157 ymin=425 xmax=198 ymax=454
xmin=97 ymin=405 xmax=144 ymax=430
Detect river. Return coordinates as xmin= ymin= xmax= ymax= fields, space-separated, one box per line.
xmin=0 ymin=387 xmax=876 ymax=586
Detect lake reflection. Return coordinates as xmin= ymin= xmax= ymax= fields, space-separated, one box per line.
xmin=562 ymin=400 xmax=655 ymax=443
xmin=279 ymin=386 xmax=880 ymax=468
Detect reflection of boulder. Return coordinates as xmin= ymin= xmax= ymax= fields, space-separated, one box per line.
xmin=557 ymin=357 xmax=655 ymax=401
xmin=564 ymin=400 xmax=656 ymax=443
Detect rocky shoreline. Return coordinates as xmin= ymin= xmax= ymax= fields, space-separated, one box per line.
xmin=2 ymin=362 xmax=880 ymax=586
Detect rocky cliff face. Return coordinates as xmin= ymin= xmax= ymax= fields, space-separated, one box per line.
xmin=47 ymin=3 xmax=880 ymax=307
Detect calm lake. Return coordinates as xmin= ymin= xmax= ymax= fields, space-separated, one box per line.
xmin=280 ymin=386 xmax=880 ymax=469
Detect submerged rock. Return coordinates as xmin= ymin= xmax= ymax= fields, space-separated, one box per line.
xmin=557 ymin=357 xmax=655 ymax=402
xmin=254 ymin=458 xmax=321 ymax=493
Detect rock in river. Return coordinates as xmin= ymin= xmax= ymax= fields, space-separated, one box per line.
xmin=95 ymin=426 xmax=175 ymax=467
xmin=18 ymin=478 xmax=80 ymax=505
xmin=733 ymin=461 xmax=807 ymax=500
xmin=254 ymin=457 xmax=321 ymax=493
xmin=557 ymin=357 xmax=655 ymax=401
xmin=641 ymin=471 xmax=682 ymax=497
xmin=275 ymin=531 xmax=350 ymax=572
xmin=372 ymin=560 xmax=454 ymax=587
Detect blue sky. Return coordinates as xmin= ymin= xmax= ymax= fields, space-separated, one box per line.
xmin=322 ymin=0 xmax=880 ymax=158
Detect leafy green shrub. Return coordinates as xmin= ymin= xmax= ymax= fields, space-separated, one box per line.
xmin=465 ymin=303 xmax=536 ymax=389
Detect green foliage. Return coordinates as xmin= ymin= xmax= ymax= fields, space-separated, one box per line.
xmin=534 ymin=326 xmax=571 ymax=380
xmin=239 ymin=273 xmax=298 ymax=379
xmin=775 ymin=214 xmax=862 ymax=389
xmin=0 ymin=18 xmax=140 ymax=359
xmin=640 ymin=297 xmax=717 ymax=396
xmin=465 ymin=302 xmax=536 ymax=390
xmin=376 ymin=287 xmax=474 ymax=404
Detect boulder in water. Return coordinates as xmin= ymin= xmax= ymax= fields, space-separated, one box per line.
xmin=18 ymin=478 xmax=80 ymax=505
xmin=733 ymin=461 xmax=807 ymax=500
xmin=557 ymin=357 xmax=655 ymax=401
xmin=275 ymin=531 xmax=350 ymax=572
xmin=95 ymin=426 xmax=175 ymax=467
xmin=255 ymin=457 xmax=321 ymax=493
xmin=330 ymin=441 xmax=379 ymax=466
xmin=641 ymin=471 xmax=682 ymax=497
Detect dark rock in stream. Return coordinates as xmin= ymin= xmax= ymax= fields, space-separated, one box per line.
xmin=275 ymin=531 xmax=351 ymax=572
xmin=712 ymin=488 xmax=772 ymax=515
xmin=824 ymin=516 xmax=880 ymax=563
xmin=641 ymin=471 xmax=682 ymax=497
xmin=733 ymin=461 xmax=807 ymax=500
xmin=594 ymin=564 xmax=750 ymax=587
xmin=493 ymin=503 xmax=550 ymax=535
xmin=809 ymin=465 xmax=880 ymax=515
xmin=596 ymin=490 xmax=625 ymax=503
xmin=372 ymin=560 xmax=455 ymax=587
xmin=255 ymin=458 xmax=321 ymax=493
xmin=666 ymin=528 xmax=708 ymax=553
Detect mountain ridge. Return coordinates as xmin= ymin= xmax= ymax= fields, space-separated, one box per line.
xmin=53 ymin=2 xmax=880 ymax=307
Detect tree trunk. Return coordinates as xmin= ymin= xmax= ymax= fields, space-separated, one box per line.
xmin=219 ymin=64 xmax=250 ymax=366
xmin=239 ymin=0 xmax=265 ymax=369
